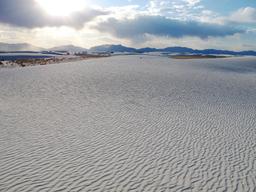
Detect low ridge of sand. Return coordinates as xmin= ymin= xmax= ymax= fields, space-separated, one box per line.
xmin=0 ymin=55 xmax=256 ymax=191
xmin=0 ymin=54 xmax=109 ymax=68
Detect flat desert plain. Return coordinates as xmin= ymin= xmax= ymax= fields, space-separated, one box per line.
xmin=0 ymin=55 xmax=256 ymax=192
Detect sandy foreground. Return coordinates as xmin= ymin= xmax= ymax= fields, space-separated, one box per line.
xmin=0 ymin=55 xmax=256 ymax=191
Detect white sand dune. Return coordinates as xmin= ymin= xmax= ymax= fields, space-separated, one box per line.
xmin=0 ymin=55 xmax=256 ymax=191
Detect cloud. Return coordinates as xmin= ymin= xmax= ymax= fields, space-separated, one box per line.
xmin=147 ymin=0 xmax=204 ymax=20
xmin=229 ymin=7 xmax=256 ymax=24
xmin=94 ymin=15 xmax=244 ymax=41
xmin=0 ymin=0 xmax=107 ymax=29
xmin=211 ymin=7 xmax=256 ymax=25
xmin=185 ymin=0 xmax=201 ymax=6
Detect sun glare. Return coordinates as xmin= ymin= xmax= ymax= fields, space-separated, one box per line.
xmin=36 ymin=0 xmax=85 ymax=16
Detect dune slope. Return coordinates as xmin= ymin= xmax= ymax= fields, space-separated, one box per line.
xmin=0 ymin=56 xmax=256 ymax=191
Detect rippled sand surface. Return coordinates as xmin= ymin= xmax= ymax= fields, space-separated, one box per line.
xmin=0 ymin=56 xmax=256 ymax=191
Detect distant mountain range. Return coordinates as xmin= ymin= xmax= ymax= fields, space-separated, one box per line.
xmin=91 ymin=44 xmax=256 ymax=56
xmin=1 ymin=42 xmax=256 ymax=56
xmin=90 ymin=44 xmax=136 ymax=53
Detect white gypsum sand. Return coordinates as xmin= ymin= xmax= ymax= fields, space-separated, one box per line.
xmin=0 ymin=55 xmax=256 ymax=191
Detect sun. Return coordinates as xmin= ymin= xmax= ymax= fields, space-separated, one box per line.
xmin=36 ymin=0 xmax=85 ymax=17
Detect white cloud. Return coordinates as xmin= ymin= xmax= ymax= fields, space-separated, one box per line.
xmin=229 ymin=7 xmax=256 ymax=23
xmin=185 ymin=0 xmax=201 ymax=6
xmin=206 ymin=7 xmax=256 ymax=25
xmin=146 ymin=0 xmax=205 ymax=21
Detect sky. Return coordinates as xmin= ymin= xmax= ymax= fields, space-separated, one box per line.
xmin=0 ymin=0 xmax=255 ymax=50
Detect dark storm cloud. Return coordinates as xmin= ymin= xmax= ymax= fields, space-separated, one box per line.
xmin=95 ymin=15 xmax=244 ymax=40
xmin=0 ymin=0 xmax=107 ymax=28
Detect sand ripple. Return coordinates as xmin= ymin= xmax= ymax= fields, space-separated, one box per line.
xmin=0 ymin=56 xmax=256 ymax=191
